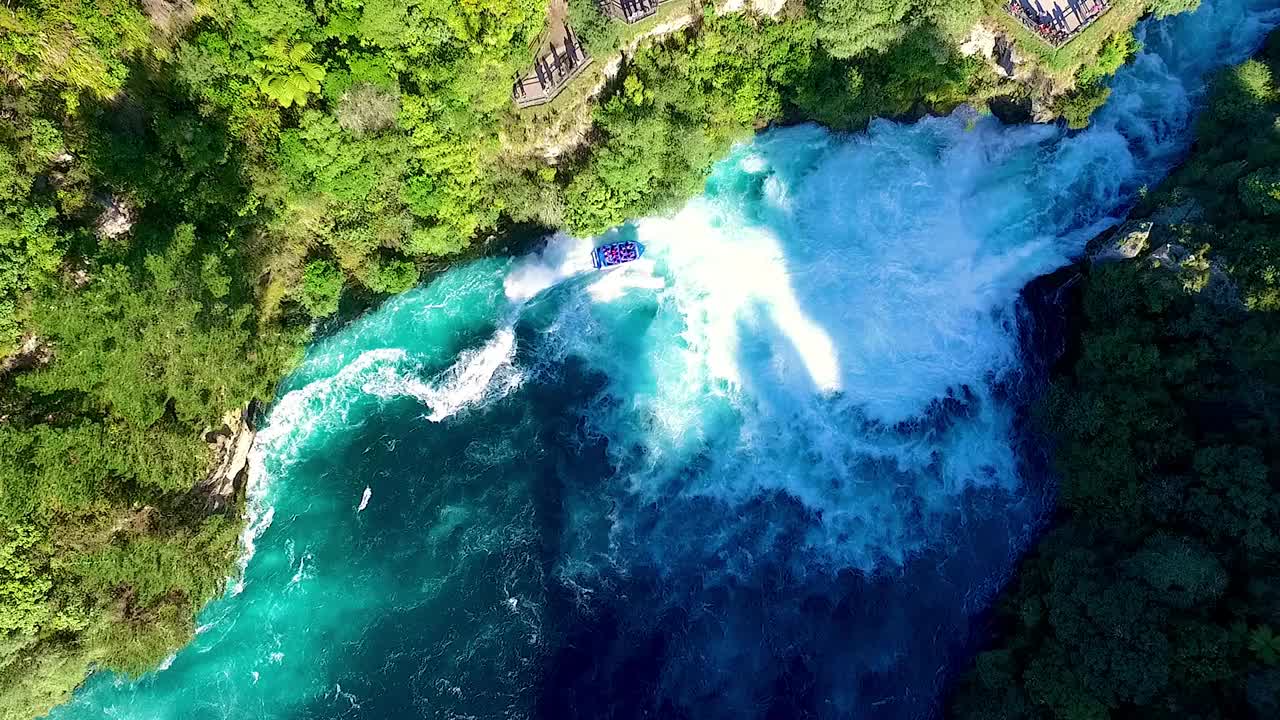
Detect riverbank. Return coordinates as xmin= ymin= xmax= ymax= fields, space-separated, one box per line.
xmin=0 ymin=1 xmax=1218 ymax=719
xmin=40 ymin=1 xmax=1275 ymax=715
xmin=949 ymin=27 xmax=1280 ymax=717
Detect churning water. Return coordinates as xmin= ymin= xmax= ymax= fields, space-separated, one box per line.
xmin=51 ymin=1 xmax=1280 ymax=718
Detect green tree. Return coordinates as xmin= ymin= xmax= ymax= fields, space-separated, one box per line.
xmin=0 ymin=525 xmax=53 ymax=635
xmin=300 ymin=259 xmax=344 ymax=317
xmin=20 ymin=225 xmax=290 ymax=427
xmin=1252 ymin=626 xmax=1280 ymax=666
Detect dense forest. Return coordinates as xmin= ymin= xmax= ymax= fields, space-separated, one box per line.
xmin=949 ymin=33 xmax=1280 ymax=720
xmin=0 ymin=0 xmax=1210 ymax=718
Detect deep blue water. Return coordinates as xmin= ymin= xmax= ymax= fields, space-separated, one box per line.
xmin=49 ymin=2 xmax=1280 ymax=718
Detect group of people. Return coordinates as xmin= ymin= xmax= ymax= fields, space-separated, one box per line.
xmin=598 ymin=242 xmax=639 ymax=266
xmin=1008 ymin=0 xmax=1107 ymax=46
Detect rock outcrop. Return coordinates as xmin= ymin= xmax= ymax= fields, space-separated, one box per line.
xmin=1146 ymin=241 xmax=1241 ymax=308
xmin=203 ymin=407 xmax=256 ymax=509
xmin=141 ymin=0 xmax=196 ymax=41
xmin=1089 ymin=219 xmax=1152 ymax=264
xmin=95 ymin=195 xmax=136 ymax=241
xmin=1149 ymin=198 xmax=1204 ymax=226
xmin=0 ymin=334 xmax=52 ymax=377
xmin=960 ymin=23 xmax=1021 ymax=79
xmin=1086 ymin=207 xmax=1241 ymax=310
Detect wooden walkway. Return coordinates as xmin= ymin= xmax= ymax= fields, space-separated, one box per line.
xmin=1006 ymin=0 xmax=1111 ymax=47
xmin=512 ymin=24 xmax=592 ymax=109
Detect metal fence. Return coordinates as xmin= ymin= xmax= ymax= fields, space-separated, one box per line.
xmin=599 ymin=0 xmax=671 ymax=24
xmin=512 ymin=27 xmax=593 ymax=109
xmin=1005 ymin=0 xmax=1111 ymax=48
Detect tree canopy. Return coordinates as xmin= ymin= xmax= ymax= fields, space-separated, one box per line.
xmin=950 ymin=35 xmax=1280 ymax=720
xmin=0 ymin=0 xmax=1197 ymax=717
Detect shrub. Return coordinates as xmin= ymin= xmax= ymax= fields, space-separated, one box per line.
xmin=300 ymin=259 xmax=344 ymax=317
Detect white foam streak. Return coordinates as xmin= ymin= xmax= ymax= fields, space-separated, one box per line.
xmin=542 ymin=0 xmax=1280 ymax=572
xmin=233 ymin=348 xmax=413 ymax=593
xmin=586 ymin=259 xmax=666 ymax=302
xmin=504 ymin=233 xmax=597 ymax=302
xmin=363 ymin=327 xmax=523 ymax=422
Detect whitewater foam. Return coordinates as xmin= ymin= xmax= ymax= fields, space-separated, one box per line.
xmin=504 ymin=233 xmax=597 ymax=302
xmin=55 ymin=3 xmax=1280 ymax=720
xmin=234 ymin=348 xmax=422 ymax=593
xmin=528 ymin=0 xmax=1280 ymax=576
xmin=289 ymin=554 xmax=311 ymax=586
xmin=361 ymin=327 xmax=524 ymax=422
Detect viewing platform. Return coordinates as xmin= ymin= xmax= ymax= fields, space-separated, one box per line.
xmin=512 ymin=23 xmax=592 ymax=109
xmin=1006 ymin=0 xmax=1111 ymax=47
xmin=600 ymin=0 xmax=671 ymax=24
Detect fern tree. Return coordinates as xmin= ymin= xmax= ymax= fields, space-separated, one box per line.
xmin=256 ymin=41 xmax=325 ymax=108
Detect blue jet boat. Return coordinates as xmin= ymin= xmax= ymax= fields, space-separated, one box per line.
xmin=591 ymin=240 xmax=645 ymax=270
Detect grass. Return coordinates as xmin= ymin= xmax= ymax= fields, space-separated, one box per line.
xmin=499 ymin=0 xmax=698 ymax=160
xmin=987 ymin=0 xmax=1150 ymax=81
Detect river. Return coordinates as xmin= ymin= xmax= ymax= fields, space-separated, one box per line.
xmin=50 ymin=1 xmax=1280 ymax=718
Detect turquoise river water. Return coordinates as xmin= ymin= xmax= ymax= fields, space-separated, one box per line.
xmin=49 ymin=1 xmax=1280 ymax=717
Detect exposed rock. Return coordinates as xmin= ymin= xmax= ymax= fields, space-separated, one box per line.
xmin=960 ymin=24 xmax=998 ymax=59
xmin=95 ymin=195 xmax=136 ymax=241
xmin=61 ymin=255 xmax=94 ymax=289
xmin=1146 ymin=240 xmax=1189 ymax=268
xmin=1150 ymin=198 xmax=1205 ymax=226
xmin=68 ymin=267 xmax=91 ymax=288
xmin=1019 ymin=265 xmax=1085 ymax=381
xmin=1146 ymin=241 xmax=1242 ymax=309
xmin=988 ymin=94 xmax=1033 ymax=125
xmin=1023 ymin=70 xmax=1068 ymax=123
xmin=750 ymin=0 xmax=787 ymax=15
xmin=107 ymin=505 xmax=158 ymax=539
xmin=993 ymin=34 xmax=1021 ymax=79
xmin=0 ymin=334 xmax=52 ymax=377
xmin=960 ymin=23 xmax=1020 ymax=79
xmin=203 ymin=407 xmax=257 ymax=509
xmin=1030 ymin=96 xmax=1058 ymax=124
xmin=1090 ymin=219 xmax=1152 ymax=264
xmin=43 ymin=152 xmax=77 ymax=192
xmin=142 ymin=0 xmax=196 ymax=42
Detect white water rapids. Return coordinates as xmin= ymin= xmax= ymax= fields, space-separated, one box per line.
xmin=48 ymin=2 xmax=1280 ymax=720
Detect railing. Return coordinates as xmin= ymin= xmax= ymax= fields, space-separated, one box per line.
xmin=1006 ymin=0 xmax=1111 ymax=48
xmin=600 ymin=0 xmax=672 ymax=24
xmin=512 ymin=27 xmax=593 ymax=109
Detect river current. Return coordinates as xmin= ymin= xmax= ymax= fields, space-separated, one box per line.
xmin=51 ymin=2 xmax=1280 ymax=718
